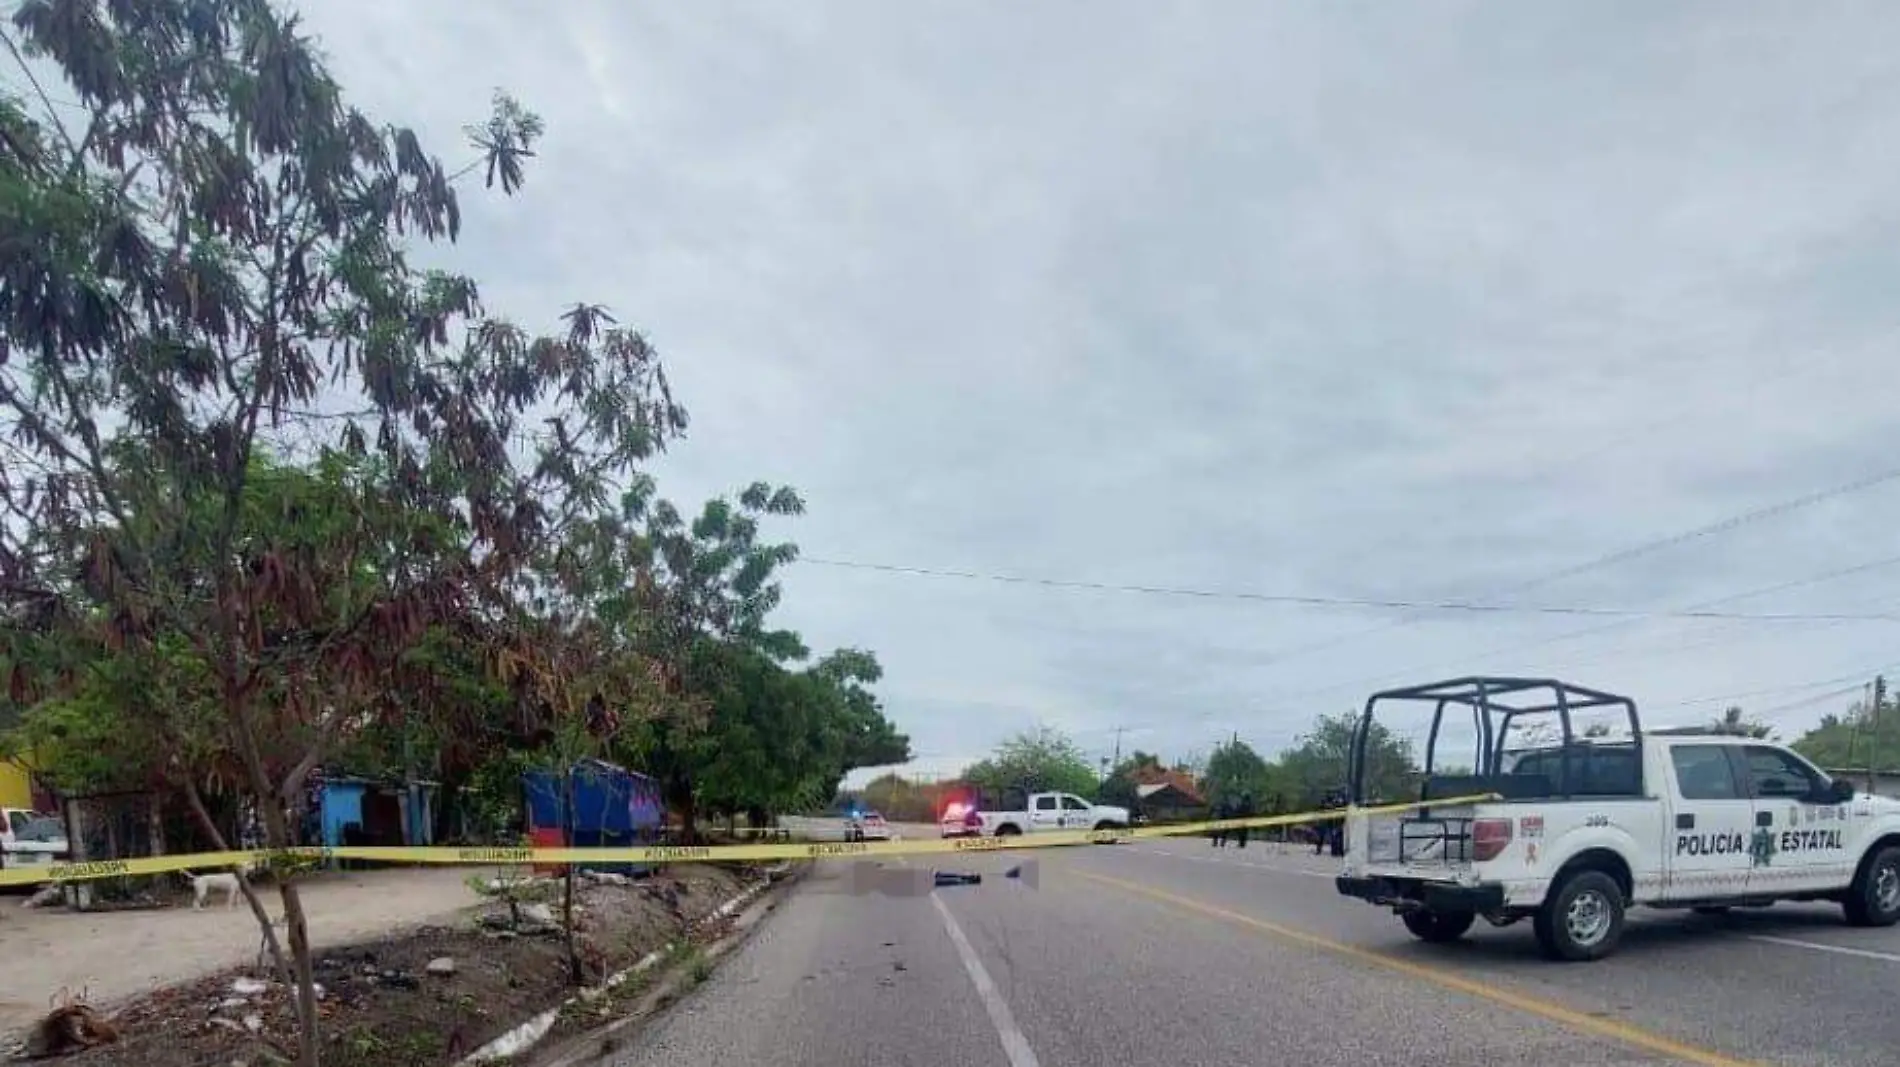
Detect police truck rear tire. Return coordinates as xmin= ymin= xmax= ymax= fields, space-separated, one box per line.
xmin=1843 ymin=844 xmax=1900 ymax=928
xmin=1536 ymin=869 xmax=1626 ymax=961
xmin=995 ymin=824 xmax=1021 ymax=837
xmin=1401 ymin=909 xmax=1475 ymax=943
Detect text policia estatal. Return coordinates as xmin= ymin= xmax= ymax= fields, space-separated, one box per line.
xmin=1674 ymin=829 xmax=1844 ymax=856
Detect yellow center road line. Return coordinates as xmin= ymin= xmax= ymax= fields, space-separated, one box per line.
xmin=1071 ymin=870 xmax=1763 ymax=1067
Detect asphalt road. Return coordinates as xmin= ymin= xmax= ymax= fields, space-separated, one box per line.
xmin=586 ymin=835 xmax=1900 ymax=1067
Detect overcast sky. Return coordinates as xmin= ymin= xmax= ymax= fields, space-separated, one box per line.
xmin=296 ymin=2 xmax=1900 ymax=785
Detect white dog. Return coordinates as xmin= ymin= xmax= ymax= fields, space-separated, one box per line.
xmin=179 ymin=865 xmax=251 ymax=910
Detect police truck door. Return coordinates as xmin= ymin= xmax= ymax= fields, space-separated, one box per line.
xmin=1030 ymin=793 xmax=1062 ymax=832
xmin=1663 ymin=743 xmax=1756 ymax=900
xmin=1736 ymin=744 xmax=1851 ymax=894
xmin=1060 ymin=794 xmax=1092 ymax=831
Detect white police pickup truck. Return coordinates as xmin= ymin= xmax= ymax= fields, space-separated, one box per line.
xmin=941 ymin=786 xmax=1130 ymax=838
xmin=1335 ymin=677 xmax=1900 ymax=961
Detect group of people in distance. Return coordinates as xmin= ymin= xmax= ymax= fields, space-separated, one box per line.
xmin=1208 ymin=788 xmax=1348 ymax=855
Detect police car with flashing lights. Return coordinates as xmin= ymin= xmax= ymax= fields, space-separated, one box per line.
xmin=1334 ymin=677 xmax=1900 ymax=962
xmin=844 ymin=809 xmax=895 ymax=842
xmin=938 ymin=787 xmax=1130 ymax=839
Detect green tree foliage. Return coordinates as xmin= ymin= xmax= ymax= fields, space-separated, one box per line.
xmin=1793 ymin=689 xmax=1900 ymax=772
xmin=0 ymin=4 xmax=685 ymax=1059
xmin=961 ymin=727 xmax=1099 ymax=799
xmin=860 ymin=772 xmax=944 ymax=823
xmin=1711 ymin=705 xmax=1774 ymax=739
xmin=810 ymin=648 xmax=911 ymax=771
xmin=553 ymin=482 xmax=907 ymax=836
xmin=672 ymin=643 xmax=911 ymax=826
xmin=1096 ymin=750 xmax=1164 ymax=810
xmin=1276 ymin=711 xmax=1417 ymax=807
xmin=1203 ymin=739 xmax=1274 ymax=809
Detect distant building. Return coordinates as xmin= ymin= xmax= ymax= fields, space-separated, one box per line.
xmin=1128 ymin=765 xmax=1205 ymax=822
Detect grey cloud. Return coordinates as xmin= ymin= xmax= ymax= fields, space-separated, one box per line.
xmin=293 ymin=2 xmax=1900 ymax=783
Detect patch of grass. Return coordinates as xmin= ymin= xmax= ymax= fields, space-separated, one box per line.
xmin=332 ymin=1025 xmax=443 ymax=1067
xmin=684 ymin=948 xmax=713 ymax=986
xmin=333 ymin=1026 xmax=386 ymax=1065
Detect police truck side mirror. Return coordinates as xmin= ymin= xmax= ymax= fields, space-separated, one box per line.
xmin=1827 ymin=778 xmax=1857 ymax=803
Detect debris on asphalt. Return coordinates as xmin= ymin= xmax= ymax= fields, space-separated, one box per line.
xmin=933 ymin=872 xmax=982 ymax=887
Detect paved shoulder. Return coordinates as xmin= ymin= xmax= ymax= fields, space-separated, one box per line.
xmin=1071 ymin=839 xmax=1900 ymax=1066
xmin=592 ymin=847 xmax=1728 ymax=1067
xmin=590 ymin=862 xmax=1003 ymax=1067
xmin=938 ymin=855 xmax=1685 ymax=1067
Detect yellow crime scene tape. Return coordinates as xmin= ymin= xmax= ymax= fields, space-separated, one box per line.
xmin=0 ymin=793 xmax=1498 ymax=888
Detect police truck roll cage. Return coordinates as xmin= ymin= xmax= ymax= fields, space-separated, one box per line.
xmin=1348 ymin=676 xmax=1645 ymax=806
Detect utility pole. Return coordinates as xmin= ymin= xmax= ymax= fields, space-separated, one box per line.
xmin=1871 ymin=675 xmax=1886 ymax=794
xmin=1110 ymin=726 xmax=1126 ymax=770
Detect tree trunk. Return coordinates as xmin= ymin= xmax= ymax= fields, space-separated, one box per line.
xmin=277 ymin=879 xmax=320 ymax=1065
xmin=224 ymin=685 xmax=324 ymax=1066
xmin=148 ymin=803 xmax=167 ymax=859
xmin=666 ymin=774 xmax=698 ymax=844
xmin=562 ymin=767 xmax=580 ymax=986
xmin=434 ymin=769 xmax=466 ymax=844
xmin=182 ymin=781 xmax=297 ymax=993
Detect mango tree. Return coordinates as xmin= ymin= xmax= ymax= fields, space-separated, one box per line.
xmin=0 ymin=2 xmax=684 ymax=1060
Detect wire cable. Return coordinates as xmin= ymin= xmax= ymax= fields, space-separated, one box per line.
xmin=1238 ymin=462 xmax=1900 ymax=669
xmin=798 ymin=556 xmax=1900 ymax=622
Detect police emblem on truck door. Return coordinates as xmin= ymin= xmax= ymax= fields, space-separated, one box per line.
xmin=1749 ymin=827 xmax=1777 ymax=868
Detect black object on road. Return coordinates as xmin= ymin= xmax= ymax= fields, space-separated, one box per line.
xmin=934 ymin=871 xmax=982 ymax=887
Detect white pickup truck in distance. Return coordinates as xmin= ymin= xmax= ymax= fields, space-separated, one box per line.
xmin=0 ymin=807 xmax=69 ymax=872
xmin=941 ymin=788 xmax=1130 ymax=838
xmin=1335 ymin=677 xmax=1900 ymax=962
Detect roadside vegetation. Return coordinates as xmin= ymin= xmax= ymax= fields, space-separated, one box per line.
xmin=0 ymin=2 xmax=904 ymax=1062
xmin=862 ymin=694 xmax=1897 ymax=824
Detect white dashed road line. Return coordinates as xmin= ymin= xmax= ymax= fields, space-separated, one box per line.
xmin=1747 ymin=934 xmax=1900 ymax=963
xmin=933 ymin=892 xmax=1043 ymax=1067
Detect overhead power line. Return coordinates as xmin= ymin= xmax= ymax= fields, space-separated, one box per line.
xmin=798 ymin=557 xmax=1900 ymax=622
xmin=1259 ymin=552 xmax=1900 ymax=707
xmin=1241 ymin=461 xmax=1900 ymax=670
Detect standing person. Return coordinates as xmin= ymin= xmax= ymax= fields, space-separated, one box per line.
xmin=1312 ymin=788 xmax=1336 ymax=855
xmin=1319 ymin=787 xmax=1348 ymax=857
xmin=1234 ymin=791 xmax=1255 ymax=849
xmin=1210 ymin=794 xmax=1231 ymax=848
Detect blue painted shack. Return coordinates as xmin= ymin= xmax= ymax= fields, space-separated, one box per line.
xmin=307 ymin=773 xmax=439 ymax=852
xmin=521 ymin=758 xmax=664 ymax=875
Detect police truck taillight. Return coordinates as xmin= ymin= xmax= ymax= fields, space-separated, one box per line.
xmin=1472 ymin=818 xmax=1513 ymax=861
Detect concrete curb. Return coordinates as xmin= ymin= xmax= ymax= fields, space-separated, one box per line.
xmin=529 ymin=865 xmax=799 ymax=1067
xmin=456 ymin=878 xmax=770 ymax=1066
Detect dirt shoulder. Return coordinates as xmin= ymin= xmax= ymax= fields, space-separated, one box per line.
xmin=0 ymin=867 xmax=486 ymax=1036
xmin=7 ymin=864 xmax=760 ymax=1067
